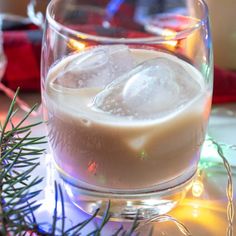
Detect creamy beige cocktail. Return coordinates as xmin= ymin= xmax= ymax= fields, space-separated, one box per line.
xmin=43 ymin=46 xmax=211 ymax=191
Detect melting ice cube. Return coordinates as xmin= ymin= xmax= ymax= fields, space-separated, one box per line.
xmin=92 ymin=57 xmax=201 ymax=119
xmin=53 ymin=45 xmax=135 ymax=88
xmin=108 ymin=45 xmax=136 ymax=77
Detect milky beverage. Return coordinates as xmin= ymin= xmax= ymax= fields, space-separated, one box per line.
xmin=43 ymin=45 xmax=211 ymax=191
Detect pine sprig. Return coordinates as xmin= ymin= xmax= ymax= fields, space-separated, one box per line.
xmin=0 ymin=89 xmax=45 ymax=235
xmin=0 ymin=89 xmax=141 ymax=236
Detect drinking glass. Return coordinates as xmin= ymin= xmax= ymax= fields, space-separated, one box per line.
xmin=41 ymin=0 xmax=213 ymax=219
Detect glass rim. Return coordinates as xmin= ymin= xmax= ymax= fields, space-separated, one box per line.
xmin=46 ymin=0 xmax=209 ymax=44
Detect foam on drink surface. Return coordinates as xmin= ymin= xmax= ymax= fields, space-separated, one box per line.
xmin=44 ymin=46 xmax=211 ymax=190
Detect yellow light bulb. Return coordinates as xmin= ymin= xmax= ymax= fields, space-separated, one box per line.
xmin=68 ymin=39 xmax=86 ymax=51
xmin=192 ymin=180 xmax=204 ymax=198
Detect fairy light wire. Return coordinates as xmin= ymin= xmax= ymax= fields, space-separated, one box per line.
xmin=136 ymin=214 xmax=192 ymax=236
xmin=211 ymin=140 xmax=234 ymax=236
xmin=136 ymin=139 xmax=234 ymax=236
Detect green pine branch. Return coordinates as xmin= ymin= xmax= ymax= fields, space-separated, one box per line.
xmin=0 ymin=89 xmax=45 ymax=235
xmin=0 ymin=89 xmax=141 ymax=236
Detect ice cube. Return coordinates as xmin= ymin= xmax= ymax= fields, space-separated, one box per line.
xmin=108 ymin=45 xmax=136 ymax=77
xmin=92 ymin=57 xmax=201 ymax=119
xmin=54 ymin=45 xmax=135 ymax=89
xmin=54 ymin=48 xmax=111 ymax=88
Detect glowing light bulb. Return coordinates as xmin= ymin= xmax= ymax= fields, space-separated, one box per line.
xmin=192 ymin=208 xmax=199 ymax=218
xmin=162 ymin=40 xmax=178 ymax=47
xmin=68 ymin=39 xmax=86 ymax=51
xmin=192 ymin=180 xmax=204 ymax=198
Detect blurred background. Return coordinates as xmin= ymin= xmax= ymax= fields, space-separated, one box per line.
xmin=0 ymin=0 xmax=29 ymax=16
xmin=0 ymin=0 xmax=235 ymax=105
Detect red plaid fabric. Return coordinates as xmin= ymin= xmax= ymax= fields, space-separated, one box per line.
xmin=213 ymin=67 xmax=236 ymax=104
xmin=3 ymin=27 xmax=42 ymax=91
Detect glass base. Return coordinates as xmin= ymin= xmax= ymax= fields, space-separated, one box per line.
xmin=63 ymin=173 xmax=195 ymax=221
